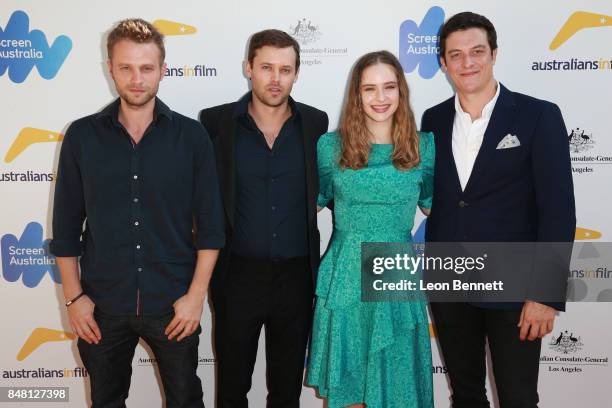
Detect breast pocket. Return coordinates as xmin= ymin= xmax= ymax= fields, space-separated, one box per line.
xmin=492 ymin=145 xmax=527 ymax=176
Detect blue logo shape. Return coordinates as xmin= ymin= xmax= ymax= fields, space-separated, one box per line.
xmin=399 ymin=6 xmax=445 ymax=79
xmin=0 ymin=10 xmax=72 ymax=83
xmin=412 ymin=219 xmax=427 ymax=243
xmin=1 ymin=222 xmax=60 ymax=287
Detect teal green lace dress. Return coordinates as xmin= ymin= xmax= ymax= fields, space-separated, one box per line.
xmin=307 ymin=131 xmax=435 ymax=408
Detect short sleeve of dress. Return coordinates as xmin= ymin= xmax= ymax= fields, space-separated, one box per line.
xmin=418 ymin=131 xmax=435 ymax=209
xmin=317 ymin=132 xmax=339 ymax=208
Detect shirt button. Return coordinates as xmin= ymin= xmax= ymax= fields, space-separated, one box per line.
xmin=134 ymin=221 xmax=139 ymax=226
xmin=271 ymin=206 xmax=276 ymax=211
xmin=137 ymin=267 xmax=143 ymax=272
xmin=136 ymin=244 xmax=141 ymax=249
xmin=272 ymin=233 xmax=277 ymax=238
xmin=133 ymin=198 xmax=139 ymax=203
xmin=133 ymin=175 xmax=138 ymax=180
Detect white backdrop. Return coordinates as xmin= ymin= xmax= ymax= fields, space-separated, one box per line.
xmin=1 ymin=1 xmax=611 ymax=406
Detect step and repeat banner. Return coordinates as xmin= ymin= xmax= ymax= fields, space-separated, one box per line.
xmin=1 ymin=0 xmax=610 ymax=406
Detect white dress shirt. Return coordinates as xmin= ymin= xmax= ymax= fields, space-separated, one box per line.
xmin=452 ymin=82 xmax=501 ymax=191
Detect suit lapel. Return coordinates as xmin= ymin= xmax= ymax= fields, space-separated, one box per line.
xmin=464 ymin=84 xmax=518 ymax=194
xmin=216 ymin=109 xmax=236 ymax=228
xmin=439 ymin=98 xmax=463 ymax=194
xmin=300 ymin=109 xmax=317 ymax=228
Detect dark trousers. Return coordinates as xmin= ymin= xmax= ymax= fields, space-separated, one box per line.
xmin=430 ymin=302 xmax=542 ymax=408
xmin=213 ymin=255 xmax=313 ymax=408
xmin=78 ymin=308 xmax=204 ymax=408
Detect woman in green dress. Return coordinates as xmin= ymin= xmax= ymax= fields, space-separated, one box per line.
xmin=306 ymin=50 xmax=434 ymax=407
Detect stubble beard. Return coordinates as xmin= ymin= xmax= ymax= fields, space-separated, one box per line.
xmin=118 ymin=84 xmax=158 ymax=108
xmin=253 ymin=85 xmax=291 ymax=108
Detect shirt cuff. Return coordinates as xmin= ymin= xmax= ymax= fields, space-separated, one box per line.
xmin=49 ymin=238 xmax=82 ymax=257
xmin=196 ymin=232 xmax=225 ymax=250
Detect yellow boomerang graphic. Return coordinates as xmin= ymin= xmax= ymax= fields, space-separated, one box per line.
xmin=550 ymin=11 xmax=612 ymax=50
xmin=575 ymin=227 xmax=602 ymax=240
xmin=17 ymin=328 xmax=76 ymax=361
xmin=4 ymin=127 xmax=63 ymax=163
xmin=153 ymin=19 xmax=197 ymax=36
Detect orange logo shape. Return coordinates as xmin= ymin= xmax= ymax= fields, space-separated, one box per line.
xmin=575 ymin=227 xmax=602 ymax=240
xmin=550 ymin=11 xmax=612 ymax=50
xmin=17 ymin=327 xmax=75 ymax=361
xmin=4 ymin=127 xmax=63 ymax=163
xmin=152 ymin=19 xmax=197 ymax=36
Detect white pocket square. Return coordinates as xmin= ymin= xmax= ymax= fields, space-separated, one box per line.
xmin=496 ymin=134 xmax=521 ymax=149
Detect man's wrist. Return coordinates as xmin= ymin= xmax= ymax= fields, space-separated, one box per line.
xmin=65 ymin=292 xmax=85 ymax=307
xmin=63 ymin=288 xmax=84 ymax=302
xmin=187 ymin=287 xmax=207 ymax=299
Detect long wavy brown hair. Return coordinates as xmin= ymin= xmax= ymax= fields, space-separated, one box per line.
xmin=339 ymin=50 xmax=420 ymax=170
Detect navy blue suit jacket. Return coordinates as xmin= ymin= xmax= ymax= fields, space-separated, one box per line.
xmin=421 ymin=84 xmax=576 ymax=311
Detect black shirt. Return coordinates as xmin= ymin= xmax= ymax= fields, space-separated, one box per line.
xmin=50 ymin=98 xmax=225 ymax=316
xmin=232 ymin=93 xmax=309 ymax=259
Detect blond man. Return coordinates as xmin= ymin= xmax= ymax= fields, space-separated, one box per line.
xmin=51 ymin=19 xmax=224 ymax=407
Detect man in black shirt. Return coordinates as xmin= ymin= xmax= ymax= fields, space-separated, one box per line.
xmin=50 ymin=19 xmax=224 ymax=407
xmin=199 ymin=29 xmax=328 ymax=407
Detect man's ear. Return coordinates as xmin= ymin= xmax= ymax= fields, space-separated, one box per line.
xmin=244 ymin=60 xmax=252 ymax=80
xmin=439 ymin=55 xmax=447 ymax=72
xmin=160 ymin=62 xmax=167 ymax=80
xmin=107 ymin=59 xmax=113 ymax=78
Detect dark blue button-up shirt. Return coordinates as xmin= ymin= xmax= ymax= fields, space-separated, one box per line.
xmin=232 ymin=93 xmax=308 ymax=259
xmin=50 ymin=98 xmax=225 ymax=316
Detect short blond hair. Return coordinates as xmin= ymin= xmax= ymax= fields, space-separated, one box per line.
xmin=107 ymin=18 xmax=165 ymax=63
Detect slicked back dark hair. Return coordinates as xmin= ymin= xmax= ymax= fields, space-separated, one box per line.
xmin=439 ymin=12 xmax=497 ymax=60
xmin=247 ymin=29 xmax=300 ymax=71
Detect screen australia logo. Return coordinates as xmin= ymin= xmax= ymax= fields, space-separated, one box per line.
xmin=1 ymin=222 xmax=60 ymax=288
xmin=0 ymin=10 xmax=72 ymax=83
xmin=399 ymin=6 xmax=445 ymax=79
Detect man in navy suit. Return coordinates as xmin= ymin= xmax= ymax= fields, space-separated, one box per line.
xmin=421 ymin=12 xmax=576 ymax=408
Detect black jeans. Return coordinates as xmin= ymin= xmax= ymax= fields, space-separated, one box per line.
xmin=213 ymin=255 xmax=313 ymax=408
xmin=430 ymin=302 xmax=542 ymax=408
xmin=78 ymin=308 xmax=204 ymax=408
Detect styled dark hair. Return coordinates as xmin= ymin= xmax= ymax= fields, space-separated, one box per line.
xmin=107 ymin=18 xmax=165 ymax=63
xmin=439 ymin=12 xmax=497 ymax=60
xmin=247 ymin=29 xmax=301 ymax=71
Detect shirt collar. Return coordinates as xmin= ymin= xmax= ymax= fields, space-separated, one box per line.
xmin=232 ymin=92 xmax=300 ymax=124
xmin=454 ymin=80 xmax=500 ymax=121
xmin=96 ymin=97 xmax=172 ymax=126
